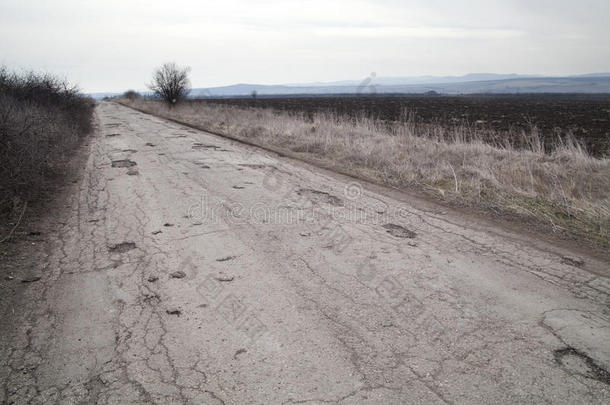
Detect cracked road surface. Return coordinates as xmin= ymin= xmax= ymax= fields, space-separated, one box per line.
xmin=1 ymin=101 xmax=610 ymax=404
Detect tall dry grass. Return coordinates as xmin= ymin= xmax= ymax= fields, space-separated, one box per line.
xmin=121 ymin=99 xmax=610 ymax=247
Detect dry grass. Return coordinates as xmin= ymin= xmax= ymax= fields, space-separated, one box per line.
xmin=120 ymin=98 xmax=610 ymax=248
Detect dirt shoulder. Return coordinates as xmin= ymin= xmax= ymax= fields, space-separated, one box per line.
xmin=0 ymin=124 xmax=96 ymax=402
xmin=0 ymin=119 xmax=94 ymax=296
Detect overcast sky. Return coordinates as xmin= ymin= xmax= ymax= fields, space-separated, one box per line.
xmin=1 ymin=0 xmax=609 ymax=92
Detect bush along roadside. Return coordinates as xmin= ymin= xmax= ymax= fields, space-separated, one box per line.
xmin=0 ymin=67 xmax=95 ymax=226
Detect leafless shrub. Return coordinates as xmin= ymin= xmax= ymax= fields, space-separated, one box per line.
xmin=147 ymin=62 xmax=191 ymax=106
xmin=123 ymin=89 xmax=141 ymax=101
xmin=0 ymin=67 xmax=95 ymax=213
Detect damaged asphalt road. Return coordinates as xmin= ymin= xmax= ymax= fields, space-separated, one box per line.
xmin=1 ymin=101 xmax=609 ymax=404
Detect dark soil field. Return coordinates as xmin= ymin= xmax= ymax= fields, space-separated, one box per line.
xmin=196 ymin=94 xmax=610 ymax=157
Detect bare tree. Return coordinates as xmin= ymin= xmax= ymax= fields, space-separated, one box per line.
xmin=148 ymin=62 xmax=191 ymax=105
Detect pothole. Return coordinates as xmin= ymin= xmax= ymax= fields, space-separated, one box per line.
xmin=193 ymin=160 xmax=210 ymax=169
xmin=170 ymin=271 xmax=186 ymax=279
xmin=238 ymin=164 xmax=267 ymax=169
xmin=297 ymin=188 xmax=343 ymax=206
xmin=561 ymin=256 xmax=585 ymax=268
xmin=383 ymin=223 xmax=417 ymax=238
xmin=142 ymin=293 xmax=161 ymax=305
xmin=108 ymin=242 xmax=136 ymax=253
xmin=554 ymin=347 xmax=610 ymax=385
xmin=111 ymin=159 xmax=137 ymax=168
xmin=192 ymin=143 xmax=220 ymax=150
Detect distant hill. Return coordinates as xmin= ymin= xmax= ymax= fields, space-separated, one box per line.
xmin=190 ymin=76 xmax=610 ymax=97
xmin=88 ymin=92 xmax=123 ymax=100
xmin=284 ymin=73 xmax=542 ymax=87
xmin=88 ymin=73 xmax=610 ymax=99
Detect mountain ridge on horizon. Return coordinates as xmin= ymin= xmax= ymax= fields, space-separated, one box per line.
xmin=89 ymin=72 xmax=610 ymax=98
xmin=283 ymin=73 xmax=544 ymax=87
